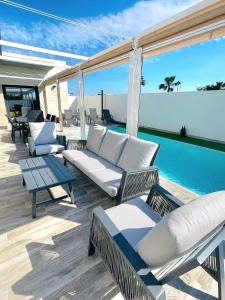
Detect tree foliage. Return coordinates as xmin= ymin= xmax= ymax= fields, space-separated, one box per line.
xmin=159 ymin=76 xmax=181 ymax=92
xmin=197 ymin=81 xmax=225 ymax=91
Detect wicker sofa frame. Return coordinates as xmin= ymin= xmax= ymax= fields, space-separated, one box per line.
xmin=88 ymin=184 xmax=225 ymax=300
xmin=64 ymin=139 xmax=159 ymax=205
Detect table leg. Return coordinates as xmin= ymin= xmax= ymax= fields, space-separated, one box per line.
xmin=22 ymin=177 xmax=25 ymax=186
xmin=32 ymin=192 xmax=37 ymax=218
xmin=68 ymin=182 xmax=74 ymax=204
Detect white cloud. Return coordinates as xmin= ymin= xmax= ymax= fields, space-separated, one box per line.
xmin=0 ymin=0 xmax=199 ymax=56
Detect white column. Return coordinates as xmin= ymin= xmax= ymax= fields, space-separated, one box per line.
xmin=126 ymin=46 xmax=143 ymax=137
xmin=77 ymin=71 xmax=86 ymax=140
xmin=56 ymin=80 xmax=63 ymax=132
xmin=43 ymin=87 xmax=48 ymax=116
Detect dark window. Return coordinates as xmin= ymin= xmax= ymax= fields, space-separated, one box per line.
xmin=2 ymin=85 xmax=40 ymax=117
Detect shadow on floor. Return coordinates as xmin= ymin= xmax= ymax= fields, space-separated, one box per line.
xmin=11 ymin=227 xmax=120 ymax=299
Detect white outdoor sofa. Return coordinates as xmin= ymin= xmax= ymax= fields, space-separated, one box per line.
xmin=28 ymin=122 xmax=66 ymax=156
xmin=62 ymin=126 xmax=159 ymax=204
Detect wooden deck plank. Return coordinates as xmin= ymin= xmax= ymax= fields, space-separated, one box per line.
xmin=0 ymin=128 xmax=219 ymax=300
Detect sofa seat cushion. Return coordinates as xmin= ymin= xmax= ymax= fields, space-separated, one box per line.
xmin=137 ymin=191 xmax=225 ymax=268
xmin=86 ymin=126 xmax=106 ymax=154
xmin=88 ymin=167 xmax=123 ymax=197
xmin=106 ymin=198 xmax=161 ymax=247
xmin=98 ymin=130 xmax=128 ymax=164
xmin=62 ymin=149 xmax=96 ymax=164
xmin=35 ymin=144 xmax=65 ymax=156
xmin=29 ymin=122 xmax=57 ymax=145
xmin=74 ymin=156 xmax=114 ymax=177
xmin=117 ymin=136 xmax=159 ymax=171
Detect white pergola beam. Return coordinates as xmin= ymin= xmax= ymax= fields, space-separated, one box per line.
xmin=56 ymin=80 xmax=63 ymax=132
xmin=126 ymin=47 xmax=143 ymax=137
xmin=0 ymin=74 xmax=42 ymax=81
xmin=77 ymin=72 xmax=86 ymax=140
xmin=0 ymin=40 xmax=89 ymax=61
xmin=43 ymin=87 xmax=48 ymax=116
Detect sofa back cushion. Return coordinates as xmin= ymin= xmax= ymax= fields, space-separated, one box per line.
xmin=137 ymin=191 xmax=225 ymax=268
xmin=117 ymin=136 xmax=159 ymax=171
xmin=98 ymin=130 xmax=128 ymax=165
xmin=86 ymin=126 xmax=106 ymax=154
xmin=29 ymin=122 xmax=57 ymax=145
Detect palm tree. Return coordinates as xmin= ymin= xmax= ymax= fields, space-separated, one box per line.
xmin=159 ymin=76 xmax=181 ymax=92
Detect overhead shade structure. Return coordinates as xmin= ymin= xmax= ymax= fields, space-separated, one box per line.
xmin=81 ymin=39 xmax=132 ymax=73
xmin=39 ymin=0 xmax=225 ymax=89
xmin=39 ymin=39 xmax=133 ymax=89
xmin=138 ymin=0 xmax=225 ymax=48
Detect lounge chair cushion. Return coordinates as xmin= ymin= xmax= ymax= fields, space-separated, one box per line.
xmin=117 ymin=136 xmax=158 ymax=171
xmin=106 ymin=198 xmax=161 ymax=247
xmin=98 ymin=130 xmax=128 ymax=164
xmin=62 ymin=149 xmax=96 ymax=164
xmin=138 ymin=191 xmax=225 ymax=268
xmin=86 ymin=126 xmax=106 ymax=154
xmin=35 ymin=144 xmax=65 ymax=156
xmin=29 ymin=122 xmax=57 ymax=145
xmin=88 ymin=167 xmax=123 ymax=197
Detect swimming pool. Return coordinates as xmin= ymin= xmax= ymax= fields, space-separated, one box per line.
xmin=108 ymin=126 xmax=225 ymax=195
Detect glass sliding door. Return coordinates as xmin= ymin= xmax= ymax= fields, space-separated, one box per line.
xmin=2 ymin=85 xmax=40 ymax=117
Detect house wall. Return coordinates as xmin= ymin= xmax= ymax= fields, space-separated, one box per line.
xmin=0 ymin=63 xmax=69 ymax=125
xmin=0 ymin=86 xmax=8 ymax=127
xmin=39 ymin=82 xmax=69 ymax=117
xmin=79 ymin=91 xmax=225 ymax=143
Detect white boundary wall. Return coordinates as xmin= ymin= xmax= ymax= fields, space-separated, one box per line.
xmin=68 ymin=90 xmax=225 ymax=143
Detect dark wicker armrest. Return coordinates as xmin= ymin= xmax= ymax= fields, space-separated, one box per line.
xmin=89 ymin=207 xmax=165 ymax=300
xmin=57 ymin=135 xmax=67 ymax=148
xmin=117 ymin=167 xmax=159 ymax=204
xmin=147 ymin=184 xmax=183 ymax=217
xmin=67 ymin=139 xmax=87 ymax=150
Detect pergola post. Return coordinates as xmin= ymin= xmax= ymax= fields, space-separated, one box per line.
xmin=126 ymin=43 xmax=143 ymax=137
xmin=77 ymin=71 xmax=86 ymax=140
xmin=56 ymin=80 xmax=63 ymax=132
xmin=43 ymin=87 xmax=48 ymax=116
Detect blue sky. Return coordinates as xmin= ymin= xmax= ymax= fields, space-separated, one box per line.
xmin=1 ymin=0 xmax=225 ymax=95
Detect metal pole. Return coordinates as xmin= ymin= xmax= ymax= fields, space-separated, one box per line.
xmin=56 ymin=80 xmax=63 ymax=132
xmin=101 ymin=90 xmax=104 ymax=120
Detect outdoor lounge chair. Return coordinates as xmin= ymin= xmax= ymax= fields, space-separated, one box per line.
xmin=27 ymin=110 xmax=44 ymax=122
xmin=103 ymin=109 xmax=117 ymax=125
xmin=88 ymin=184 xmax=225 ymax=300
xmin=28 ymin=122 xmax=66 ymax=156
xmin=63 ymin=126 xmax=159 ymax=204
xmin=88 ymin=108 xmax=101 ymax=125
xmin=63 ymin=109 xmax=76 ymax=126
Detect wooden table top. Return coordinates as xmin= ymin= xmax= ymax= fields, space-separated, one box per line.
xmin=19 ymin=156 xmax=76 ymax=192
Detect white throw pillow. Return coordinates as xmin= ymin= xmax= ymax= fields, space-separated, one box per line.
xmin=86 ymin=126 xmax=106 ymax=154
xmin=138 ymin=191 xmax=225 ymax=268
xmin=98 ymin=130 xmax=128 ymax=165
xmin=117 ymin=136 xmax=159 ymax=170
xmin=29 ymin=122 xmax=57 ymax=145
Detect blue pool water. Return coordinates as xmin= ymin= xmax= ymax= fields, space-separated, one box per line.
xmin=108 ymin=126 xmax=225 ymax=195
